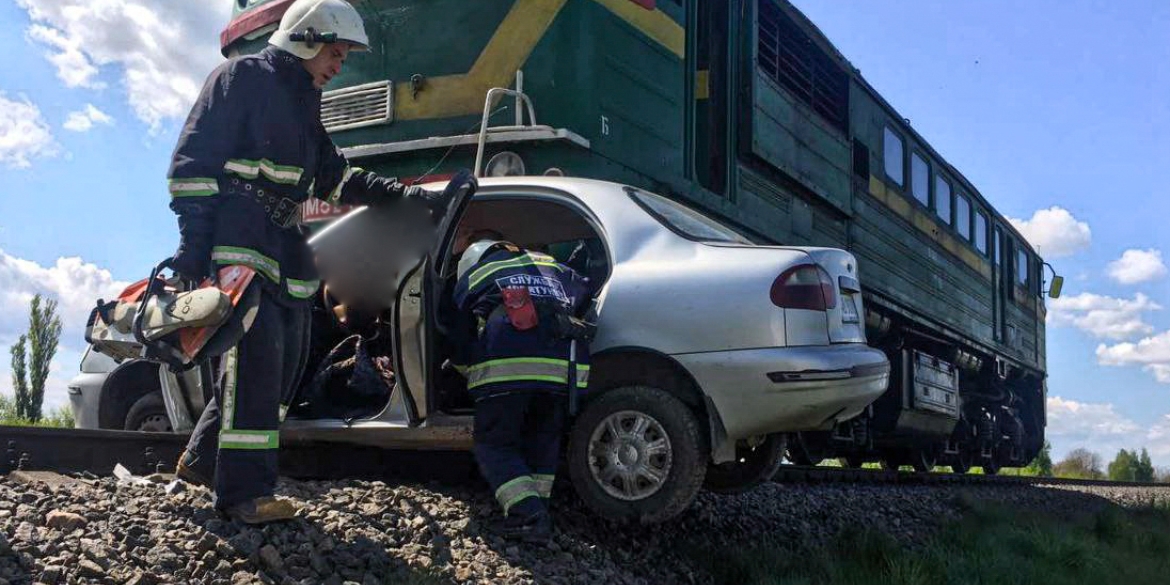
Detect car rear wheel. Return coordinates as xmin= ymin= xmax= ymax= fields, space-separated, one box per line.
xmin=703 ymin=433 xmax=786 ymax=494
xmin=124 ymin=392 xmax=172 ymax=433
xmin=567 ymin=386 xmax=707 ymax=524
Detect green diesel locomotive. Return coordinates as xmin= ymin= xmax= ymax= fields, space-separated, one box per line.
xmin=221 ymin=0 xmax=1059 ymax=474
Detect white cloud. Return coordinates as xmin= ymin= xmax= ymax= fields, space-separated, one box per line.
xmin=0 ymin=249 xmax=129 ymax=415
xmin=0 ymin=92 xmax=60 ymax=169
xmin=16 ymin=0 xmax=233 ymax=132
xmin=1047 ymin=396 xmax=1142 ymax=439
xmin=1007 ymin=207 xmax=1091 ymax=259
xmin=1107 ymin=249 xmax=1167 ymax=285
xmin=1047 ymin=292 xmax=1160 ymax=340
xmin=63 ymin=104 xmax=115 ymax=132
xmin=0 ymin=249 xmax=129 ymax=352
xmin=1095 ymin=330 xmax=1170 ymax=383
xmin=1047 ymin=397 xmax=1170 ymax=467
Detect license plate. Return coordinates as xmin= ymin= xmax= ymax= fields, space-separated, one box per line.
xmin=841 ymin=294 xmax=859 ymax=323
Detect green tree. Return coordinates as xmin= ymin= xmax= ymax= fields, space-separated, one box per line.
xmin=9 ymin=335 xmax=28 ymax=420
xmin=1108 ymin=449 xmax=1138 ymax=482
xmin=1024 ymin=440 xmax=1054 ymax=477
xmin=9 ymin=295 xmax=62 ymax=423
xmin=0 ymin=391 xmax=17 ymax=421
xmin=1054 ymin=448 xmax=1104 ymax=479
xmin=1136 ymin=448 xmax=1155 ymax=482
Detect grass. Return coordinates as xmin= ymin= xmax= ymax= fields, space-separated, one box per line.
xmin=690 ymin=498 xmax=1170 ymax=585
xmin=0 ymin=405 xmax=75 ymax=428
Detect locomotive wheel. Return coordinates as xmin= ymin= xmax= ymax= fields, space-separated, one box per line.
xmin=842 ymin=455 xmax=866 ymax=469
xmin=909 ymin=448 xmax=937 ymax=473
xmin=880 ymin=455 xmax=905 ymax=471
xmin=950 ymin=450 xmax=973 ymax=474
xmin=787 ymin=431 xmax=831 ymax=466
xmin=982 ymin=458 xmax=1002 ymax=476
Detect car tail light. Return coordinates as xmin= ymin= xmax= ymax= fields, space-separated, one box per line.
xmin=770 ymin=264 xmax=837 ymax=310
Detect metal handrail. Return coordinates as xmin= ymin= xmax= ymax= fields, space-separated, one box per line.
xmin=473 ymin=86 xmax=538 ymax=178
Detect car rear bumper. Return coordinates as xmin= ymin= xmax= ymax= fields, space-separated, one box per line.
xmin=674 ymin=343 xmax=890 ymax=440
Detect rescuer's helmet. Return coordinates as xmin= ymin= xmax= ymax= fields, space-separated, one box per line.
xmin=269 ymin=0 xmax=370 ymax=60
xmin=458 ymin=240 xmax=503 ymax=282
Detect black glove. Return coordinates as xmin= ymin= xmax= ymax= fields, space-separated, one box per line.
xmin=172 ymin=239 xmax=212 ymax=283
xmin=407 ymin=169 xmax=478 ymax=220
xmin=171 ymin=201 xmax=216 ymax=283
xmin=404 ymin=185 xmax=449 ymax=215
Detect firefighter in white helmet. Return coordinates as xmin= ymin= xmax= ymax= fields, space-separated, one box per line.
xmin=168 ymin=0 xmax=476 ymax=524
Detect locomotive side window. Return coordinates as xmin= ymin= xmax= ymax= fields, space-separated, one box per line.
xmin=911 ymin=152 xmax=930 ymax=206
xmin=883 ymin=127 xmax=904 ymax=187
xmin=994 ymin=227 xmax=1003 ymax=265
xmin=975 ymin=210 xmax=988 ymax=255
xmin=1017 ymin=249 xmax=1029 ymax=286
xmin=935 ymin=175 xmax=952 ymax=225
xmin=956 ymin=194 xmax=971 ymax=240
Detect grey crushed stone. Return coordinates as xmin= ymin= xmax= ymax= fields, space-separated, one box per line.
xmin=0 ymin=473 xmax=1166 ymax=584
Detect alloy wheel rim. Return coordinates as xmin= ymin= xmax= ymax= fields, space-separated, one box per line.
xmin=588 ymin=410 xmax=673 ymax=501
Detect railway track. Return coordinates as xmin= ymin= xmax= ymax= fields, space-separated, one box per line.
xmin=2 ymin=425 xmax=1164 ymax=489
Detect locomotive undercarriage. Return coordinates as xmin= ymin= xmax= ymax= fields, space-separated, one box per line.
xmin=786 ymin=310 xmax=1044 ymax=474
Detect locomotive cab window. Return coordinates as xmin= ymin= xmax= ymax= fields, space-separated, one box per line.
xmin=883 ymin=127 xmax=904 ymax=187
xmin=935 ymin=175 xmax=952 ymax=225
xmin=956 ymin=194 xmax=971 ymax=240
xmin=911 ymin=152 xmax=929 ymax=206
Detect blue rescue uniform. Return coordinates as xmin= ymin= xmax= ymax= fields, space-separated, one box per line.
xmin=172 ymin=47 xmax=427 ymax=510
xmin=453 ymin=244 xmax=593 ymax=520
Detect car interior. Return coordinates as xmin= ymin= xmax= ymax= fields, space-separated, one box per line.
xmin=288 ymin=195 xmax=611 ymax=422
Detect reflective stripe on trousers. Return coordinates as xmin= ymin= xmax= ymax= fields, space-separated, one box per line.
xmin=494 ymin=476 xmax=541 ymax=516
xmin=466 ymin=357 xmax=590 ymax=390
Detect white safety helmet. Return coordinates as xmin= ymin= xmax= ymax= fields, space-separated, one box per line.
xmin=457 ymin=240 xmax=502 ymax=282
xmin=269 ymin=0 xmax=370 ymax=60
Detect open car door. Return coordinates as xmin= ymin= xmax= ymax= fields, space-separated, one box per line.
xmin=307 ymin=176 xmax=478 ymax=428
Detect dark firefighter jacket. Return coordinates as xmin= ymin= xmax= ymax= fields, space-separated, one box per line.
xmin=452 ymin=245 xmax=593 ymax=400
xmin=167 ymin=46 xmax=414 ymax=301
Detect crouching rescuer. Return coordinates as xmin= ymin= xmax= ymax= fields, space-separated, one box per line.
xmin=168 ymin=0 xmax=462 ymax=523
xmin=452 ymin=237 xmax=596 ymax=543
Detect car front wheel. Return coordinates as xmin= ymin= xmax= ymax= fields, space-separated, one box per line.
xmin=567 ymin=385 xmax=707 ymax=524
xmin=124 ymin=392 xmax=173 ymax=433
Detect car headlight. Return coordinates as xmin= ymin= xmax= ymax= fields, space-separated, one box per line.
xmin=485 ymin=151 xmax=525 ymax=177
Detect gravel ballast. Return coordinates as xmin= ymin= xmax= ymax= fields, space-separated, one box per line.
xmin=1 ymin=471 xmax=1167 ymax=585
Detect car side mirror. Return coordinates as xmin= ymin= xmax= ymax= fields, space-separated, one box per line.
xmin=1047 ymin=275 xmax=1063 ymax=299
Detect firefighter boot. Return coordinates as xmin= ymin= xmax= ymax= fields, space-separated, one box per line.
xmin=224 ymin=496 xmax=300 ymax=524
xmin=175 ymin=451 xmax=212 ymax=488
xmin=487 ymin=510 xmax=553 ymax=544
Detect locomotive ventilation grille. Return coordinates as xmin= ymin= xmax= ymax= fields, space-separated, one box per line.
xmin=321 ymin=80 xmax=394 ymax=133
xmin=756 ymin=0 xmax=849 ymax=133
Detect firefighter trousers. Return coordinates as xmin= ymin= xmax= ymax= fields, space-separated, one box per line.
xmin=473 ymin=392 xmax=567 ymax=518
xmin=181 ymin=288 xmax=311 ymax=509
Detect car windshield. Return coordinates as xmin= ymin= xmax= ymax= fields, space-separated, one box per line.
xmin=628 ymin=190 xmax=753 ymax=244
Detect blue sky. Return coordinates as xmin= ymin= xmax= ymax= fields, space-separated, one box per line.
xmin=0 ymin=0 xmax=1168 ymax=467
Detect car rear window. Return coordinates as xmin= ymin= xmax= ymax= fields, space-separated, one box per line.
xmin=628 ymin=190 xmax=753 ymax=244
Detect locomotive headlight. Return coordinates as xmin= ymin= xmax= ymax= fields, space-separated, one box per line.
xmin=485 ymin=151 xmax=526 ymax=177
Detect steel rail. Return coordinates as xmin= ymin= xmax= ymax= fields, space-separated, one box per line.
xmin=772 ymin=464 xmax=1169 ymax=488
xmin=3 ymin=426 xmax=1165 ymax=490
xmin=0 ymin=426 xmax=478 ymax=483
